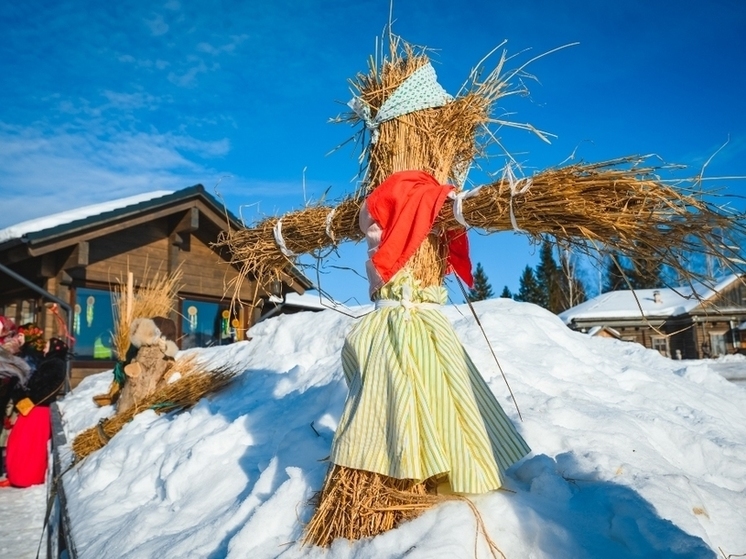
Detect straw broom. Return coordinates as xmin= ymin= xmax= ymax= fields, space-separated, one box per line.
xmin=74 ymin=354 xmax=237 ymax=459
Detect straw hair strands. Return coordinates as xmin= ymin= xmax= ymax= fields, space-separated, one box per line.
xmin=73 ymin=354 xmax=238 ymax=459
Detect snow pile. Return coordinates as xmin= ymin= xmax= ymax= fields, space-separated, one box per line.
xmin=58 ymin=299 xmax=746 ymax=558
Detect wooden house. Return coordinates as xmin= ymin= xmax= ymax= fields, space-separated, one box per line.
xmin=559 ymin=275 xmax=746 ymax=359
xmin=0 ymin=185 xmax=312 ymax=386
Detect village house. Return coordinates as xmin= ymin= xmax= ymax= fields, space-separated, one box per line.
xmin=559 ymin=275 xmax=746 ymax=359
xmin=0 ymin=185 xmax=312 ymax=386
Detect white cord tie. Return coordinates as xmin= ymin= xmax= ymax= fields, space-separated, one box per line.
xmin=272 ymin=218 xmax=296 ymax=258
xmin=325 ymin=208 xmax=337 ymax=243
xmin=502 ymin=164 xmax=532 ymax=233
xmin=374 ymin=285 xmax=441 ymax=316
xmin=448 ymin=186 xmax=482 ymax=228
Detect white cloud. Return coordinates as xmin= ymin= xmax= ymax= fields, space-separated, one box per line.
xmin=118 ymin=54 xmax=170 ymax=71
xmin=0 ymin=123 xmax=231 ymax=228
xmin=101 ymin=90 xmax=160 ymax=111
xmin=196 ymin=35 xmax=249 ymax=56
xmin=167 ymin=59 xmax=210 ymax=87
xmin=145 ymin=14 xmax=169 ymax=36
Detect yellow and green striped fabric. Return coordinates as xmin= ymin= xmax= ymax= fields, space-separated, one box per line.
xmin=330 ymin=270 xmax=530 ymax=494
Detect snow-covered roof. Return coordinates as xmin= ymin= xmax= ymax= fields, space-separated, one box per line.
xmin=559 ymin=274 xmax=741 ymax=324
xmin=587 ymin=325 xmax=621 ymax=338
xmin=0 ymin=190 xmax=174 ymax=243
xmin=283 ymin=291 xmax=339 ymax=311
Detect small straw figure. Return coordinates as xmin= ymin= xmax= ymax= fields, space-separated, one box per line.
xmin=219 ymin=36 xmax=745 ymax=546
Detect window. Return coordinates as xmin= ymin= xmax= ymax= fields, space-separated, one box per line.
xmin=73 ymin=287 xmax=115 ymax=360
xmin=709 ymin=331 xmax=727 ymax=357
xmin=180 ymin=299 xmax=236 ymax=350
xmin=651 ymin=336 xmax=669 ymax=357
xmin=1 ymin=299 xmax=37 ymax=326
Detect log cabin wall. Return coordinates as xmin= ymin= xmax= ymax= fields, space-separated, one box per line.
xmin=564 ymin=277 xmax=746 ymax=360
xmin=0 ymin=186 xmax=310 ymax=388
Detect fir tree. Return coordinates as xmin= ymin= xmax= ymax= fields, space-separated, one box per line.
xmin=499 ymin=285 xmax=513 ymax=299
xmin=515 ymin=265 xmax=544 ymax=305
xmin=604 ymin=253 xmax=627 ymax=292
xmin=467 ymin=262 xmax=494 ymax=302
xmin=604 ymin=253 xmax=663 ymax=292
xmin=535 ymin=240 xmax=560 ymax=311
xmin=628 ymin=257 xmax=664 ymax=289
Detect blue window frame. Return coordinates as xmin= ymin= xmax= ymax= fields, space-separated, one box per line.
xmin=180 ymin=299 xmax=235 ymax=350
xmin=73 ymin=287 xmax=115 ymax=360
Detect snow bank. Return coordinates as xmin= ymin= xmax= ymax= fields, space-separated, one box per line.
xmin=58 ymin=299 xmax=746 ymax=558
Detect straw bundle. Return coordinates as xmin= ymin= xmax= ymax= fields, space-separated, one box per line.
xmin=304 ymin=465 xmax=439 ymax=547
xmin=305 ymin=466 xmax=507 ymax=558
xmin=73 ymin=354 xmax=237 ymax=459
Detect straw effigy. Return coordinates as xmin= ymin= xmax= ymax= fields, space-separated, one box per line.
xmin=74 ymin=354 xmax=237 ymax=459
xmin=111 ymin=267 xmax=183 ymax=363
xmin=215 ymin=35 xmax=746 ymax=547
xmin=93 ymin=267 xmax=183 ymax=407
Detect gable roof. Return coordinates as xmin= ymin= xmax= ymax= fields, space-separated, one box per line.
xmin=0 ymin=190 xmax=171 ymax=244
xmin=559 ymin=274 xmax=742 ymax=324
xmin=0 ymin=185 xmax=242 ymax=250
xmin=0 ymin=185 xmax=312 ymax=290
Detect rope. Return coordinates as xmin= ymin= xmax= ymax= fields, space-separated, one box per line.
xmin=95 ymin=419 xmax=110 ymax=445
xmin=501 ymin=164 xmax=532 ymax=233
xmin=325 ymin=208 xmax=337 ymax=243
xmin=456 ymin=277 xmax=523 ymax=421
xmin=272 ymin=218 xmax=297 ymax=258
xmin=448 ymin=186 xmax=483 ymax=228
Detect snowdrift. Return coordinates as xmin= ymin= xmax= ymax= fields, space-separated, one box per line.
xmin=58 ymin=299 xmax=746 ymax=558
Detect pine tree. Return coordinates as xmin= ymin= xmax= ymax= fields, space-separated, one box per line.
xmin=604 ymin=253 xmax=663 ymax=292
xmin=535 ymin=241 xmax=560 ymax=311
xmin=499 ymin=285 xmax=513 ymax=299
xmin=604 ymin=253 xmax=627 ymax=292
xmin=515 ymin=265 xmax=544 ymax=305
xmin=628 ymin=257 xmax=664 ymax=289
xmin=467 ymin=262 xmax=494 ymax=302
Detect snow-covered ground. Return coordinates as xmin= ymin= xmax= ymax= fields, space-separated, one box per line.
xmin=9 ymin=298 xmax=746 ymax=558
xmin=0 ymin=484 xmax=47 ymax=558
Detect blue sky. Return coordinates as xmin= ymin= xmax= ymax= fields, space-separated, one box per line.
xmin=1 ymin=0 xmax=745 ymax=304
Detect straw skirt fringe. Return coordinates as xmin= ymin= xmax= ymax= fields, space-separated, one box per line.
xmin=329 ymin=276 xmax=530 ymax=495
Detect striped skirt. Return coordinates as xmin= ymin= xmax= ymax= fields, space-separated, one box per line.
xmin=330 ymin=272 xmax=530 ymax=494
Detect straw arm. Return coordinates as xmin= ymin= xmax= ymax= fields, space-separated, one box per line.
xmin=436 ymin=158 xmax=746 ymax=278
xmin=215 ymin=197 xmax=364 ymax=282
xmin=219 ymin=158 xmax=745 ymax=291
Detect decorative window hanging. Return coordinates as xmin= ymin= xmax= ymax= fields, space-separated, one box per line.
xmin=86 ymin=296 xmax=95 ymax=327
xmin=74 ymin=303 xmax=81 ymax=335
xmin=187 ymin=305 xmax=198 ymax=332
xmin=221 ymin=309 xmax=230 ymax=338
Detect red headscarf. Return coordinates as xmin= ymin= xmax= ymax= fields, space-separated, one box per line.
xmin=366 ymin=170 xmax=473 ymax=287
